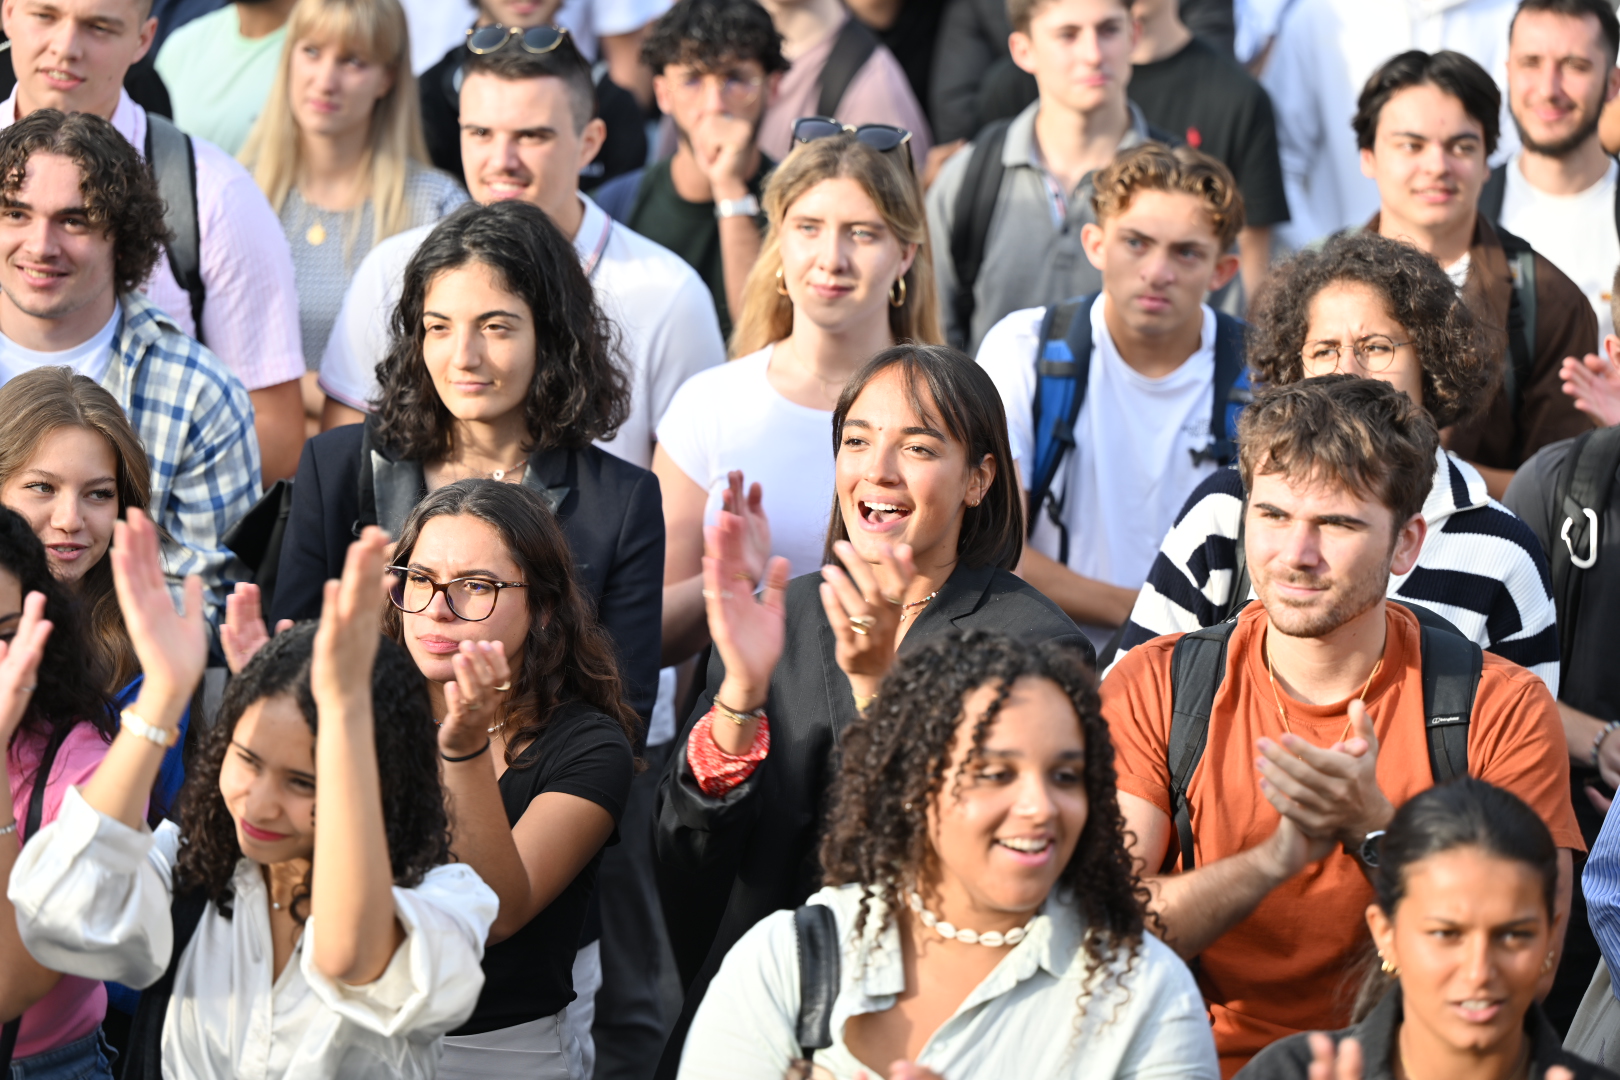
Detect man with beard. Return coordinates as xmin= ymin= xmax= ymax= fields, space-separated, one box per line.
xmin=594 ymin=0 xmax=788 ymax=338
xmin=1482 ymin=0 xmax=1620 ymax=343
xmin=1102 ymin=375 xmax=1582 ymax=1076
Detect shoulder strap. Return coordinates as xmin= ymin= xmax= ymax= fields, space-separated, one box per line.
xmin=0 ymin=733 xmax=71 ymax=1071
xmin=948 ymin=119 xmax=1012 ymax=350
xmin=125 ymin=889 xmax=209 ymax=1080
xmin=1550 ymin=427 xmax=1620 ymax=682
xmin=1026 ymin=294 xmax=1099 ymax=564
xmin=1166 ymin=619 xmax=1241 ymax=873
xmin=816 ymin=18 xmax=880 ymax=119
xmin=1192 ymin=314 xmax=1250 ymax=467
xmin=143 ymin=114 xmax=204 ymax=337
xmin=793 ymin=904 xmax=840 ymax=1062
xmin=1478 ymin=163 xmax=1507 ymax=225
xmin=356 ymin=417 xmax=379 ymax=534
xmin=1498 ymin=230 xmax=1537 ymax=420
xmin=1216 ymin=491 xmax=1251 ymax=624
xmin=1410 ymin=607 xmax=1482 ymax=783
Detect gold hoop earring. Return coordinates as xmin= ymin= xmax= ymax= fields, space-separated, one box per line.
xmin=1379 ymin=954 xmax=1398 ymax=975
xmin=775 ymin=267 xmax=789 ymax=297
xmin=889 ymin=276 xmax=907 ymax=308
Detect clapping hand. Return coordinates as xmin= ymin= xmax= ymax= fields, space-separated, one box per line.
xmin=718 ymin=470 xmax=772 ymax=588
xmin=1561 ymin=350 xmax=1620 ymax=427
xmin=1306 ymin=1034 xmax=1363 ymax=1080
xmin=705 ymin=509 xmax=791 ymax=729
xmin=439 ymin=640 xmax=513 ymax=759
xmin=819 ymin=540 xmax=915 ymax=703
xmin=1256 ymin=699 xmax=1393 ymax=850
xmin=0 ymin=591 xmax=51 ymax=745
xmin=110 ymin=508 xmax=208 ymax=704
xmin=309 ymin=527 xmax=390 ymax=713
xmin=220 ymin=582 xmax=293 ymax=675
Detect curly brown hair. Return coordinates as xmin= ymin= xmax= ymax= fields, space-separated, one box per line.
xmin=1091 ymin=143 xmax=1245 ymax=250
xmin=820 ymin=630 xmax=1145 ymax=1017
xmin=173 ymin=624 xmax=453 ymax=921
xmin=0 ymin=110 xmax=168 ymax=295
xmin=1247 ymin=232 xmax=1497 ymax=429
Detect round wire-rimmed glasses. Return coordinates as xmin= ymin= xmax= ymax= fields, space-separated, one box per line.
xmin=1300 ymin=335 xmax=1413 ymax=374
xmin=386 ymin=566 xmax=527 ymax=622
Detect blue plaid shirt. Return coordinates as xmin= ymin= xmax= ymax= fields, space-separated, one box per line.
xmin=102 ymin=293 xmax=260 ymax=622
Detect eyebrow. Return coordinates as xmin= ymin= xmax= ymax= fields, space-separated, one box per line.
xmin=405 ymin=563 xmax=506 ymax=579
xmin=842 ymin=418 xmax=949 ymax=441
xmin=231 ymin=739 xmax=316 ymax=783
xmin=1253 ymin=500 xmax=1370 ymax=528
xmin=1388 ymin=129 xmax=1481 ymax=142
xmin=422 ymin=309 xmax=527 ymax=322
xmin=18 ymin=467 xmax=116 ymax=486
xmin=0 ymin=197 xmax=91 ymax=216
xmin=978 ymin=748 xmax=1087 ymax=760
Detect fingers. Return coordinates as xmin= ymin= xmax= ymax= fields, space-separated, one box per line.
xmin=820 ymin=562 xmax=870 ymax=625
xmin=274 ymin=619 xmax=295 ymax=634
xmin=1336 ymin=1037 xmax=1364 ymax=1080
xmin=1587 ymin=785 xmax=1613 ymax=815
xmin=760 ymin=555 xmax=791 ymax=613
xmin=818 ymin=581 xmax=857 ymax=648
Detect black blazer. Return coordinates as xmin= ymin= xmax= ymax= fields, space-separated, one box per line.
xmin=651 ymin=561 xmax=1091 ymax=1078
xmin=270 ymin=422 xmax=664 ymax=722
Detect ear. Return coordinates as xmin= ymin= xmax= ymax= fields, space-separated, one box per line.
xmin=577 ymin=116 xmax=608 ymax=171
xmin=1390 ymin=512 xmax=1427 ymax=577
xmin=1009 ymin=30 xmax=1037 ymax=75
xmin=652 ymin=73 xmax=674 ymax=118
xmin=1366 ymin=902 xmax=1396 ymax=968
xmin=897 ymin=240 xmax=918 ymax=280
xmin=969 ymin=453 xmax=997 ymax=507
xmin=1608 ymin=65 xmax=1620 ymax=105
xmin=765 ymin=70 xmax=784 ymax=110
xmin=1208 ymin=251 xmax=1241 ymax=293
xmin=1605 ymin=334 xmax=1620 ymax=366
xmin=1359 ymin=146 xmax=1378 ymax=180
xmin=132 ymin=14 xmax=159 ymax=65
xmin=1080 ymin=221 xmax=1106 ymax=271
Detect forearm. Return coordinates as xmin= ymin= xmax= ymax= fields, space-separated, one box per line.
xmin=718 ymin=216 xmax=763 ymax=323
xmin=442 ymin=752 xmax=532 ymax=944
xmin=250 ymin=381 xmax=307 ymax=484
xmin=81 ymin=683 xmax=190 ymax=828
xmin=1144 ymin=842 xmax=1291 ymax=959
xmin=1560 ymin=701 xmax=1610 ymax=768
xmin=1238 ymin=226 xmax=1271 ymax=301
xmin=662 ymin=577 xmax=712 ymax=667
xmin=310 ymin=694 xmax=402 ymax=984
xmin=1018 ymin=547 xmax=1139 ymax=627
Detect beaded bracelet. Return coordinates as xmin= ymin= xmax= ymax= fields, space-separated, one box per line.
xmin=1593 ymin=721 xmax=1620 ymax=768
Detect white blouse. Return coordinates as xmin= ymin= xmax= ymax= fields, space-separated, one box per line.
xmin=9 ymin=786 xmax=498 ymax=1079
xmin=680 ymin=883 xmax=1219 ymax=1080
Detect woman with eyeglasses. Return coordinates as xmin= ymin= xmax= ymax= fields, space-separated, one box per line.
xmin=239 ymin=0 xmax=467 ymax=434
xmin=654 ymin=126 xmax=942 ymax=675
xmin=652 ymin=344 xmax=1088 ymax=1079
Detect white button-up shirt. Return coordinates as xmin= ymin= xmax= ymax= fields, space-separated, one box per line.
xmin=10 ymin=787 xmax=497 ymax=1080
xmin=680 ymin=883 xmax=1219 ymax=1080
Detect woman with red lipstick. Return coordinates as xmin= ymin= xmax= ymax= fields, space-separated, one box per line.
xmin=653 ymin=343 xmax=1090 ymax=1077
xmin=1238 ymin=779 xmax=1618 ymax=1080
xmin=679 ymin=630 xmax=1215 ymax=1080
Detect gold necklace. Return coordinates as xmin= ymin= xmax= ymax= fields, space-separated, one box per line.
xmin=778 ymin=338 xmax=845 ymax=407
xmin=1265 ymin=635 xmax=1383 ymax=744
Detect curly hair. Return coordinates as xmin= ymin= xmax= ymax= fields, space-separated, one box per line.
xmin=641 ymin=0 xmax=789 ymax=76
xmin=1247 ymin=232 xmax=1497 ymax=429
xmin=1091 ymin=143 xmax=1245 ymax=250
xmin=0 ymin=110 xmax=169 ymax=295
xmin=382 ymin=480 xmax=639 ymax=761
xmin=0 ymin=507 xmax=115 ymax=780
xmin=820 ymin=630 xmax=1145 ymax=1018
xmin=371 ymin=201 xmax=630 ymax=461
xmin=173 ymin=623 xmax=452 ymax=921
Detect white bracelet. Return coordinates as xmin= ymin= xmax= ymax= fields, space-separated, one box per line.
xmin=121 ymin=709 xmax=179 ymax=748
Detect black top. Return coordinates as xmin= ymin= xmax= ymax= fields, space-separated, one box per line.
xmin=268 ymin=422 xmax=664 ymax=725
xmin=1236 ymin=985 xmax=1620 ymax=1080
xmin=651 ymin=562 xmax=1091 ymax=1079
xmin=419 ymin=42 xmax=647 ymax=193
xmin=452 ymin=700 xmax=634 ymax=1034
xmin=1127 ymin=35 xmax=1290 ymax=229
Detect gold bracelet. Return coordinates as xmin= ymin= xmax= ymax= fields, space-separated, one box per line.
xmin=853 ymin=693 xmax=877 ymax=712
xmin=712 ymin=698 xmax=765 ymax=725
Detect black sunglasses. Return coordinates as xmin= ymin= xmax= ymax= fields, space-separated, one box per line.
xmin=792 ymin=116 xmax=912 ymax=155
xmin=466 ymin=24 xmax=570 ymax=56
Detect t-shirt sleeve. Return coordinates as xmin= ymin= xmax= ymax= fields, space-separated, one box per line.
xmin=1231 ymin=83 xmax=1290 ymax=228
xmin=974 ymin=306 xmax=1046 ymax=470
xmin=1099 ymin=639 xmax=1181 ymax=816
xmin=539 ymin=712 xmax=635 ymax=826
xmin=652 ymin=367 xmax=720 ymax=491
xmin=1469 ymin=658 xmax=1585 ymax=852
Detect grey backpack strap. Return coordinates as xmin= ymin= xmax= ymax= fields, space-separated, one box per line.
xmin=1166 ymin=620 xmax=1241 ymax=872
xmin=143 ymin=114 xmax=204 ymax=336
xmin=816 ymin=18 xmax=880 ymax=119
xmin=793 ymin=904 xmax=840 ymax=1062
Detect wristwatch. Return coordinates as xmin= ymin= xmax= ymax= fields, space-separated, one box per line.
xmin=1358 ymin=830 xmax=1388 ymax=868
xmin=714 ymin=194 xmax=761 ymax=219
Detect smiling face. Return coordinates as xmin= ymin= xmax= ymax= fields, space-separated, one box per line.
xmin=777 ymin=176 xmax=915 ymax=339
xmin=1299 ymin=280 xmax=1427 ymax=409
xmin=218 ymin=694 xmax=317 ymax=865
xmin=925 ymin=676 xmax=1088 ymax=921
xmin=836 ymin=366 xmax=995 ymax=572
xmin=1362 ymin=83 xmax=1489 ymax=240
xmin=1009 ymin=0 xmax=1135 ymax=116
xmin=287 ymin=34 xmax=394 ymax=141
xmin=396 ymin=513 xmax=531 ymax=688
xmin=0 ymin=152 xmax=118 ymax=334
xmin=1508 ymin=9 xmax=1620 ymax=157
xmin=1369 ymin=847 xmax=1551 ymax=1057
xmin=3 ymin=0 xmax=156 ymax=119
xmin=1081 ymin=188 xmax=1238 ymax=340
xmin=458 ymin=70 xmax=602 ymax=226
xmin=0 ymin=425 xmax=118 ymax=584
xmin=420 ymin=260 xmax=536 ymax=426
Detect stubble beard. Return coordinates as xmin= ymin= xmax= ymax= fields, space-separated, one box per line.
xmin=1513 ymin=93 xmax=1605 ymax=158
xmin=1256 ymin=561 xmax=1390 ymax=640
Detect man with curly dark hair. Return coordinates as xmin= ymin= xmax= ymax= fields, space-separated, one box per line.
xmin=593 ymin=0 xmax=789 ymax=338
xmin=1103 ymin=375 xmax=1581 ymax=1076
xmin=1116 ymin=232 xmax=1561 ymax=706
xmin=0 ymin=108 xmax=257 ymax=626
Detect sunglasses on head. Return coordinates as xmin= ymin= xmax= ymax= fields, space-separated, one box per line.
xmin=792 ymin=117 xmax=912 ymax=155
xmin=466 ymin=24 xmax=570 ymax=56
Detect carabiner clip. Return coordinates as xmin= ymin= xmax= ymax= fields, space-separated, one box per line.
xmin=1560 ymin=507 xmax=1599 ymax=569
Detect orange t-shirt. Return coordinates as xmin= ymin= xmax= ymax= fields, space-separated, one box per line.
xmin=1101 ymin=603 xmax=1582 ymax=1077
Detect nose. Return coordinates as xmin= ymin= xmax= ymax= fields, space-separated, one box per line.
xmin=1276 ymin=519 xmax=1325 ymax=571
xmin=700 ymin=74 xmax=727 ymax=113
xmin=48 ymin=493 xmax=83 ymax=534
xmin=1460 ymin=933 xmax=1495 ymax=987
xmin=861 ymin=438 xmax=903 ymax=487
xmin=240 ymin=773 xmax=284 ymax=829
xmin=1076 ymin=25 xmax=1105 ymax=66
xmin=1012 ymin=770 xmax=1060 ymax=824
xmin=423 ymin=586 xmax=461 ymax=624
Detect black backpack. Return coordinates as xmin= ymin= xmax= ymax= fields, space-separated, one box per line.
xmin=789 ymin=904 xmax=840 ymax=1074
xmin=1162 ymin=602 xmax=1482 ymax=872
xmin=1547 ymin=425 xmax=1620 ymax=686
xmin=121 ymin=889 xmax=209 ymax=1080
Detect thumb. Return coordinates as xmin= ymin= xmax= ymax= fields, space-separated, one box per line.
xmin=1346 ymin=699 xmax=1377 ymax=754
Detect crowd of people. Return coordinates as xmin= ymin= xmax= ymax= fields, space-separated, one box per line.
xmin=0 ymin=0 xmax=1618 ymax=1077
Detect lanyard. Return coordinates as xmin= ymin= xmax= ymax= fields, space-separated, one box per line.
xmin=580 ymin=209 xmax=612 ymax=279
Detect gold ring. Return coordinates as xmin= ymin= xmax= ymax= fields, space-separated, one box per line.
xmin=463 ymin=698 xmax=483 ymax=711
xmin=882 ymin=594 xmax=902 ymax=606
xmin=494 ymin=681 xmax=512 ymax=692
xmin=849 ymin=615 xmax=876 ymax=635
xmin=732 ymin=572 xmax=756 ymax=584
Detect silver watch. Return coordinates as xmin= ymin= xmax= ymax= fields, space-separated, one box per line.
xmin=1359 ymin=829 xmax=1387 ymax=868
xmin=714 ymin=194 xmax=760 ymax=219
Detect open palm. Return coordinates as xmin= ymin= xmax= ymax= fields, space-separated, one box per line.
xmin=0 ymin=591 xmax=51 ymax=745
xmin=110 ymin=509 xmax=208 ymax=702
xmin=704 ymin=511 xmax=790 ymax=707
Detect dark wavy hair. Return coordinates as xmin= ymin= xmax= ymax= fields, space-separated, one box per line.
xmin=824 ymin=344 xmax=1023 ymax=571
xmin=371 ymin=201 xmax=630 ymax=462
xmin=1353 ymin=50 xmax=1502 ymax=157
xmin=0 ymin=109 xmax=168 ymax=294
xmin=1248 ymin=232 xmax=1497 ymax=429
xmin=0 ymin=507 xmax=115 ymax=782
xmin=641 ymin=0 xmax=789 ymax=75
xmin=382 ymin=480 xmax=638 ymax=761
xmin=172 ymin=624 xmax=452 ymax=922
xmin=820 ymin=630 xmax=1144 ymax=1014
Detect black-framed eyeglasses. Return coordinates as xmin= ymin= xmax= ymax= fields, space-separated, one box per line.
xmin=792 ymin=116 xmax=913 ymax=156
xmin=466 ymin=24 xmax=570 ymax=56
xmin=1300 ymin=334 xmax=1413 ymax=374
xmin=387 ymin=566 xmax=527 ymax=622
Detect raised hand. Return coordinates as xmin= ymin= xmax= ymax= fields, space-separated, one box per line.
xmin=310 ymin=527 xmax=390 ymax=713
xmin=1561 ymin=352 xmax=1620 ymax=427
xmin=718 ymin=470 xmax=772 ymax=588
xmin=110 ymin=508 xmax=208 ymax=703
xmin=440 ymin=640 xmax=513 ymax=758
xmin=0 ymin=592 xmax=51 ymax=745
xmin=818 ymin=540 xmax=916 ymax=702
xmin=1306 ymin=1033 xmax=1363 ymax=1080
xmin=705 ymin=510 xmax=790 ymax=720
xmin=220 ymin=582 xmax=293 ymax=675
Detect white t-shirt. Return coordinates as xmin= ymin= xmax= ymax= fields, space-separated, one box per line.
xmin=1502 ymin=154 xmax=1619 ymax=343
xmin=654 ymin=345 xmax=836 ymax=580
xmin=0 ymin=302 xmax=121 ymax=386
xmin=318 ymin=193 xmax=725 ymax=471
xmin=977 ymin=299 xmax=1219 ymax=642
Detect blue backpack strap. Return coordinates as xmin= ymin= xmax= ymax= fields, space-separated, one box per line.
xmin=1026 ymin=293 xmax=1099 ymax=564
xmin=1192 ymin=312 xmax=1250 ymax=467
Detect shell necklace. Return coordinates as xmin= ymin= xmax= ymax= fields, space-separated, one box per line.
xmin=899 ymin=591 xmax=938 ymax=625
xmin=907 ymin=891 xmax=1034 ymax=948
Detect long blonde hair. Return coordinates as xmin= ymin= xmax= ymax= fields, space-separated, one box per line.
xmin=239 ymin=0 xmax=428 ymax=248
xmin=730 ymin=134 xmax=943 ymax=357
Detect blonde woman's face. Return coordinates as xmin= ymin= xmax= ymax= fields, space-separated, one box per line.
xmin=1 ymin=425 xmax=119 ymax=585
xmin=777 ymin=176 xmax=916 ymax=338
xmin=288 ymin=36 xmax=394 ymax=140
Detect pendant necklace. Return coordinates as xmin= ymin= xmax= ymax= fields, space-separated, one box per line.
xmin=490 ymin=460 xmax=526 ymax=482
xmin=899 ymin=591 xmax=939 ymax=625
xmin=1266 ymin=636 xmax=1383 ymax=743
